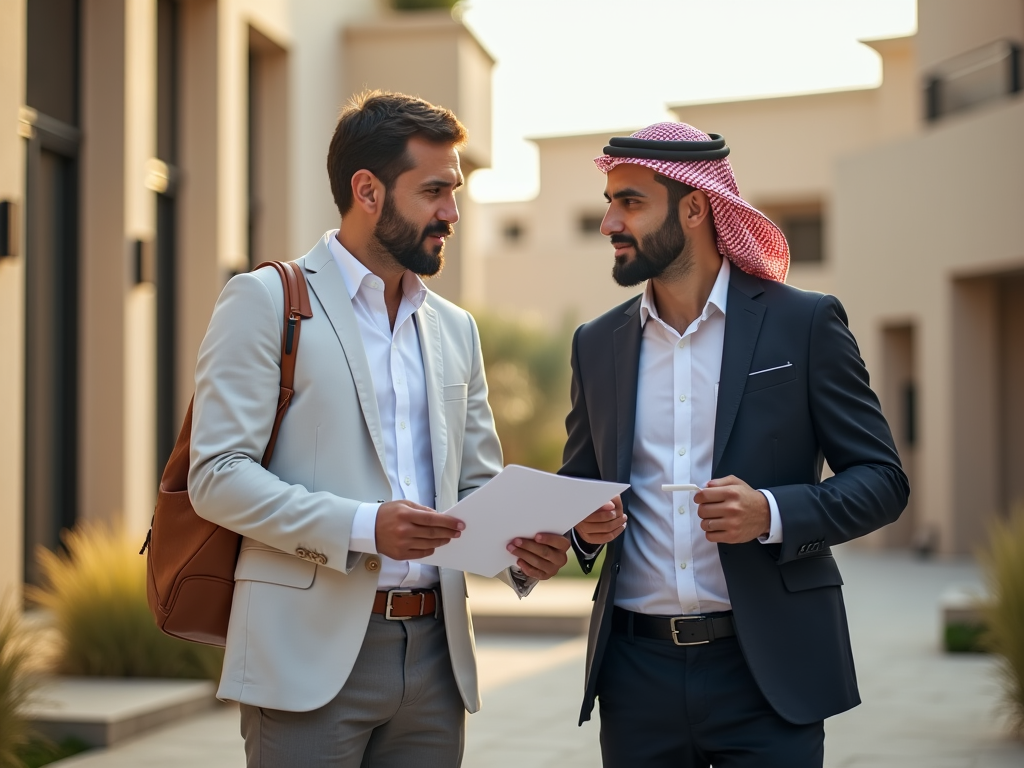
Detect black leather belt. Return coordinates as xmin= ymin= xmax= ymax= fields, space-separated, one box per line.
xmin=612 ymin=606 xmax=736 ymax=646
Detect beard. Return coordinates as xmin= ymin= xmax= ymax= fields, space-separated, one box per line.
xmin=373 ymin=195 xmax=452 ymax=277
xmin=611 ymin=207 xmax=691 ymax=287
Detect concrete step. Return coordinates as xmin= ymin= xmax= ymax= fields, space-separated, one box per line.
xmin=468 ymin=575 xmax=595 ymax=635
xmin=24 ymin=677 xmax=217 ymax=748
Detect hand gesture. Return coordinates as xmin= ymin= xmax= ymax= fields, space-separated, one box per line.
xmin=375 ymin=500 xmax=464 ymax=560
xmin=506 ymin=533 xmax=571 ymax=580
xmin=694 ymin=476 xmax=770 ymax=544
xmin=573 ymin=495 xmax=627 ymax=546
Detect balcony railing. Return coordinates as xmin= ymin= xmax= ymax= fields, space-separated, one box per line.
xmin=925 ymin=39 xmax=1022 ymax=122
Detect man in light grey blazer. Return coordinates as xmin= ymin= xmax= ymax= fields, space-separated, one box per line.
xmin=188 ymin=91 xmax=573 ymax=767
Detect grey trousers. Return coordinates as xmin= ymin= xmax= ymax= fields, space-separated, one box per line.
xmin=240 ymin=613 xmax=466 ymax=768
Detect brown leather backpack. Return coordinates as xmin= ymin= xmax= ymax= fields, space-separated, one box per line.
xmin=141 ymin=260 xmax=313 ymax=646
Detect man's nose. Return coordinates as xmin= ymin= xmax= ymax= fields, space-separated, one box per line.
xmin=440 ymin=195 xmax=460 ymax=225
xmin=600 ymin=209 xmax=621 ymax=237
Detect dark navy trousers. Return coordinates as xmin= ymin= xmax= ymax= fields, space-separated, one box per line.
xmin=596 ymin=630 xmax=824 ymax=768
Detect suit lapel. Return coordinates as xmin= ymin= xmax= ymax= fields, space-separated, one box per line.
xmin=713 ymin=268 xmax=766 ymax=475
xmin=302 ymin=238 xmax=388 ymax=474
xmin=416 ymin=300 xmax=447 ymax=496
xmin=613 ymin=300 xmax=643 ymax=485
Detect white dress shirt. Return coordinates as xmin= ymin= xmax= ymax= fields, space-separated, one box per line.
xmin=611 ymin=257 xmax=782 ymax=616
xmin=326 ymin=232 xmax=439 ymax=590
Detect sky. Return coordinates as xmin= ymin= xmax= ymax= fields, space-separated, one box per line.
xmin=459 ymin=0 xmax=918 ymax=202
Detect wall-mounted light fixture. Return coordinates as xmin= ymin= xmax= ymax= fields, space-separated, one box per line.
xmin=0 ymin=201 xmax=17 ymax=258
xmin=144 ymin=158 xmax=170 ymax=194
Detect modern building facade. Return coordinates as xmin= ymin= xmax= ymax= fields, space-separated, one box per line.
xmin=476 ymin=0 xmax=1024 ymax=555
xmin=0 ymin=0 xmax=492 ymax=603
xmin=834 ymin=0 xmax=1024 ymax=556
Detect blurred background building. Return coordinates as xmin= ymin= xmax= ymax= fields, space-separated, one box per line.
xmin=476 ymin=0 xmax=1024 ymax=558
xmin=0 ymin=0 xmax=492 ymax=601
xmin=0 ymin=0 xmax=1021 ymax=606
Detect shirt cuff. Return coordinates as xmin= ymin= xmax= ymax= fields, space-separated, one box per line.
xmin=571 ymin=528 xmax=600 ymax=560
xmin=757 ymin=490 xmax=783 ymax=544
xmin=349 ymin=502 xmax=381 ymax=555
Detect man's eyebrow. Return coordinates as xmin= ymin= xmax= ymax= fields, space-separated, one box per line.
xmin=609 ymin=187 xmax=647 ymax=201
xmin=422 ymin=176 xmax=465 ymax=190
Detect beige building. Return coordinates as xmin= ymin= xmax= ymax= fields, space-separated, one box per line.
xmin=477 ymin=0 xmax=1024 ymax=555
xmin=478 ymin=34 xmax=918 ymax=325
xmin=835 ymin=0 xmax=1024 ymax=557
xmin=0 ymin=0 xmax=493 ymax=603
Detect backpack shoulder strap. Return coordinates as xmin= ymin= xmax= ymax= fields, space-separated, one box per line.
xmin=254 ymin=260 xmax=313 ymax=467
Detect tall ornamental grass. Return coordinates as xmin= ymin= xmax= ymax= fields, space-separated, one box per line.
xmin=29 ymin=526 xmax=222 ymax=681
xmin=0 ymin=598 xmax=37 ymax=768
xmin=980 ymin=505 xmax=1024 ymax=736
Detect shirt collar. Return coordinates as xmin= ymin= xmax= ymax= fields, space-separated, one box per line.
xmin=639 ymin=256 xmax=730 ymax=328
xmin=326 ymin=229 xmax=428 ymax=309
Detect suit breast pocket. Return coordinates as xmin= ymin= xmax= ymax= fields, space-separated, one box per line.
xmin=443 ymin=383 xmax=469 ymax=447
xmin=443 ymin=383 xmax=468 ymax=401
xmin=745 ymin=363 xmax=798 ymax=394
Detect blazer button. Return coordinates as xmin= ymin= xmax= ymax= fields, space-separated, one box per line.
xmin=365 ymin=556 xmax=380 ymax=572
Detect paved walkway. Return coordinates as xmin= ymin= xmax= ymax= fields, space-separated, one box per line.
xmin=53 ymin=547 xmax=1024 ymax=767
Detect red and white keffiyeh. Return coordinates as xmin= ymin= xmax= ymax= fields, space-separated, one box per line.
xmin=595 ymin=122 xmax=790 ymax=283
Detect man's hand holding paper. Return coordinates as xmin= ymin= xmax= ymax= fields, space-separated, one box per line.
xmin=374 ymin=500 xmax=466 ymax=561
xmin=573 ymin=495 xmax=627 ymax=547
xmin=418 ymin=465 xmax=628 ymax=578
xmin=506 ymin=533 xmax=571 ymax=580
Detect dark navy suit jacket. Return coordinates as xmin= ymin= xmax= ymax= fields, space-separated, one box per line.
xmin=560 ymin=266 xmax=910 ymax=726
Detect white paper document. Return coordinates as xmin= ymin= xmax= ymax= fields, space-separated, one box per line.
xmin=420 ymin=464 xmax=629 ymax=578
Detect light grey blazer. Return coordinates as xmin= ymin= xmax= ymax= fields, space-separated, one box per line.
xmin=188 ymin=233 xmax=510 ymax=713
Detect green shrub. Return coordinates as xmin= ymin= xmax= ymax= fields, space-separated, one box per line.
xmin=476 ymin=312 xmax=575 ymax=474
xmin=944 ymin=622 xmax=987 ymax=653
xmin=16 ymin=737 xmax=89 ymax=768
xmin=29 ymin=526 xmax=222 ymax=681
xmin=979 ymin=505 xmax=1024 ymax=735
xmin=0 ymin=598 xmax=38 ymax=768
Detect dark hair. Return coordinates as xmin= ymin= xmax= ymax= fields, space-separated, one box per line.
xmin=327 ymin=90 xmax=468 ymax=215
xmin=654 ymin=173 xmax=698 ymax=210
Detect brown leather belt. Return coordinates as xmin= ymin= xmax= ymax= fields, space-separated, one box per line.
xmin=371 ymin=589 xmax=439 ymax=620
xmin=612 ymin=606 xmax=736 ymax=646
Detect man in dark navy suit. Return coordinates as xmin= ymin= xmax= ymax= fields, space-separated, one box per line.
xmin=561 ymin=122 xmax=909 ymax=768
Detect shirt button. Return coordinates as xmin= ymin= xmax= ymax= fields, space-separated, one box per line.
xmin=679 ymin=394 xmax=686 ymax=402
xmin=677 ymin=339 xmax=686 ymax=348
xmin=370 ymin=281 xmax=380 ymax=289
xmin=678 ymin=505 xmax=686 ymax=514
xmin=400 ymin=421 xmax=406 ymax=429
xmin=678 ymin=447 xmax=686 ymax=456
xmin=679 ymin=562 xmax=687 ymax=570
xmin=404 ymin=476 xmax=411 ymax=486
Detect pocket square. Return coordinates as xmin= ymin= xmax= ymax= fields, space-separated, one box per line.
xmin=749 ymin=362 xmax=793 ymax=376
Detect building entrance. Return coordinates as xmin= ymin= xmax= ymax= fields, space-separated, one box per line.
xmin=23 ymin=0 xmax=81 ymax=584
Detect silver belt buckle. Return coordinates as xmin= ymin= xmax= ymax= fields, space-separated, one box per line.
xmin=670 ymin=616 xmax=710 ymax=646
xmin=385 ymin=589 xmax=423 ymax=621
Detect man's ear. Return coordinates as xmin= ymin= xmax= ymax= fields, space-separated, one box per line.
xmin=681 ymin=189 xmax=711 ymax=230
xmin=350 ymin=169 xmax=384 ymax=216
